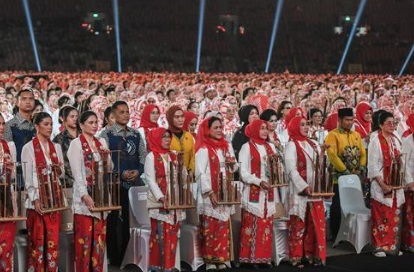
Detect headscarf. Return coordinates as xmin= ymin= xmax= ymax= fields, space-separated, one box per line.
xmin=245 ymin=119 xmax=267 ymax=145
xmin=166 ymin=105 xmax=183 ymax=133
xmin=139 ymin=104 xmax=160 ymax=129
xmin=288 ymin=116 xmax=308 ymax=142
xmin=238 ymin=104 xmax=259 ymax=129
xmin=355 ymin=102 xmax=372 ymax=138
xmin=183 ymin=111 xmax=198 ymax=132
xmin=147 ymin=127 xmax=171 ymax=154
xmin=195 ymin=117 xmax=228 ymax=152
xmin=284 ymin=107 xmax=304 ymax=127
xmin=403 ymin=113 xmax=414 ymax=138
xmin=325 ymin=113 xmax=338 ymax=132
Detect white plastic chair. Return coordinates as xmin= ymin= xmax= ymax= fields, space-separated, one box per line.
xmin=180 ymin=183 xmax=204 ymax=271
xmin=333 ymin=175 xmax=371 ymax=253
xmin=272 ymin=218 xmax=289 ymax=266
xmin=121 ymin=186 xmax=151 ymax=271
xmin=121 ymin=186 xmax=180 ymax=271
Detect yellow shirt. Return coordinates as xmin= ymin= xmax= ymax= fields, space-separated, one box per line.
xmin=325 ymin=127 xmax=367 ymax=183
xmin=170 ymin=131 xmax=195 ymax=173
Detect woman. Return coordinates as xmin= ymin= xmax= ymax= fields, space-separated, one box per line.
xmin=22 ymin=112 xmax=65 ymax=271
xmin=138 ymin=104 xmax=160 ymax=151
xmin=231 ymin=104 xmax=259 ymax=161
xmin=0 ymin=113 xmax=17 ymax=271
xmin=238 ymin=119 xmax=278 ymax=267
xmin=367 ymin=111 xmax=405 ymax=257
xmin=183 ymin=110 xmax=198 ymax=138
xmin=260 ymin=108 xmax=281 ymax=148
xmin=307 ymin=108 xmax=327 ymax=145
xmin=145 ymin=127 xmax=185 ymax=272
xmin=53 ymin=106 xmax=79 ymax=187
xmin=195 ymin=117 xmax=237 ymax=271
xmin=187 ymin=100 xmax=200 ymax=115
xmin=354 ymin=102 xmax=373 ymax=147
xmin=285 ymin=116 xmax=326 ymax=267
xmin=67 ymin=111 xmax=112 ymax=271
xmin=276 ymin=101 xmax=293 ymax=146
xmin=401 ymin=113 xmax=414 ymax=252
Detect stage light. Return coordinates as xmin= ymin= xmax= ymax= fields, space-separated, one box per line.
xmin=337 ymin=0 xmax=367 ymax=75
xmin=93 ymin=13 xmax=99 ymax=18
xmin=265 ymin=0 xmax=284 ymax=73
xmin=345 ymin=16 xmax=351 ymax=22
xmin=196 ymin=0 xmax=206 ymax=73
xmin=112 ymin=0 xmax=122 ymax=72
xmin=399 ymin=43 xmax=414 ymax=76
xmin=22 ymin=0 xmax=41 ymax=71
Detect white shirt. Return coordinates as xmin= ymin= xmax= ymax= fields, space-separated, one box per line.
xmin=195 ymin=145 xmax=236 ymax=221
xmin=402 ymin=134 xmax=414 ymax=186
xmin=284 ymin=140 xmax=322 ymax=221
xmin=22 ymin=140 xmax=65 ymax=210
xmin=144 ymin=152 xmax=186 ymax=224
xmin=67 ymin=137 xmax=113 ymax=219
xmin=239 ymin=141 xmax=279 ymax=218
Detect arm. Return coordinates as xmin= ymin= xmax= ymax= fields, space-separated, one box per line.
xmin=54 ymin=144 xmax=65 ymax=178
xmin=137 ymin=133 xmax=146 ymax=175
xmin=357 ymin=133 xmax=367 ymax=168
xmin=402 ymin=136 xmax=414 ymax=186
xmin=239 ymin=143 xmax=262 ymax=186
xmin=284 ymin=142 xmax=309 ymax=193
xmin=195 ymin=148 xmax=212 ymax=195
xmin=144 ymin=152 xmax=164 ymax=201
xmin=67 ymin=139 xmax=88 ymax=199
xmin=3 ymin=122 xmax=13 ymax=142
xmin=22 ymin=144 xmax=39 ymax=203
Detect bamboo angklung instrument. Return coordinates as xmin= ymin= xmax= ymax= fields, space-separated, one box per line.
xmin=309 ymin=145 xmax=334 ymax=197
xmin=216 ymin=161 xmax=241 ymax=205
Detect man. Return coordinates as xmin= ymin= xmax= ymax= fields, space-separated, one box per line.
xmin=325 ymin=107 xmax=367 ymax=241
xmin=166 ymin=89 xmax=177 ymax=103
xmin=99 ymin=100 xmax=147 ymax=266
xmin=4 ymin=88 xmax=36 ymax=167
xmin=199 ymin=85 xmax=216 ymax=113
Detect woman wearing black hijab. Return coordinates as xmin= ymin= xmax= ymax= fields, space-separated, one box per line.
xmin=232 ymin=104 xmax=259 ymax=160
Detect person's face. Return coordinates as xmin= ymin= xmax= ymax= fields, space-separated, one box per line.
xmin=168 ymin=91 xmax=176 ymax=102
xmin=55 ymin=89 xmax=62 ymax=96
xmin=248 ymin=109 xmax=259 ymax=123
xmin=80 ymin=115 xmax=99 ymax=136
xmin=150 ymin=107 xmax=160 ymax=123
xmin=0 ymin=89 xmax=6 ymax=99
xmin=268 ymin=115 xmax=278 ymax=131
xmin=113 ymin=104 xmax=130 ymax=126
xmin=312 ymin=112 xmax=323 ymax=126
xmin=189 ymin=103 xmax=199 ymax=114
xmin=65 ymin=109 xmax=79 ymax=129
xmin=6 ymin=94 xmax=14 ymax=105
xmin=106 ymin=112 xmax=116 ymax=127
xmin=363 ymin=110 xmax=373 ymax=122
xmin=157 ymin=93 xmax=164 ymax=102
xmin=32 ymin=105 xmax=43 ymax=115
xmin=259 ymin=123 xmax=269 ymax=140
xmin=0 ymin=115 xmax=6 ymax=137
xmin=161 ymin=132 xmax=172 ymax=149
xmin=147 ymin=98 xmax=156 ymax=104
xmin=299 ymin=119 xmax=309 ymax=137
xmin=35 ymin=117 xmax=53 ymax=138
xmin=48 ymin=90 xmax=56 ymax=98
xmin=173 ymin=110 xmax=185 ymax=129
xmin=380 ymin=117 xmax=395 ymax=135
xmin=208 ymin=120 xmax=223 ymax=140
xmin=282 ymin=103 xmax=292 ymax=117
xmin=226 ymin=107 xmax=236 ymax=120
xmin=206 ymin=90 xmax=215 ymax=100
xmin=17 ymin=91 xmax=35 ymax=113
xmin=188 ymin=118 xmax=198 ymax=133
xmin=295 ymin=109 xmax=302 ymax=117
xmin=339 ymin=116 xmax=354 ymax=130
xmin=107 ymin=91 xmax=117 ymax=102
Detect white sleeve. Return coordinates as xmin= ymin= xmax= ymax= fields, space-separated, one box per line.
xmin=144 ymin=152 xmax=164 ymax=201
xmin=99 ymin=138 xmax=114 ymax=171
xmin=54 ymin=144 xmax=65 ymax=178
xmin=367 ymin=137 xmax=383 ymax=180
xmin=67 ymin=139 xmax=88 ymax=198
xmin=402 ymin=136 xmax=414 ymax=185
xmin=22 ymin=143 xmax=39 ymax=203
xmin=195 ymin=148 xmax=212 ymax=195
xmin=7 ymin=141 xmax=17 ymax=162
xmin=284 ymin=141 xmax=309 ymax=193
xmin=239 ymin=143 xmax=262 ymax=186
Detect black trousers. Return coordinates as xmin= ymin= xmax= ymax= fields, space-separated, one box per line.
xmin=329 ymin=184 xmax=341 ymax=241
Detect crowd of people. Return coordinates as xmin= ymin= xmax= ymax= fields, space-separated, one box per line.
xmin=0 ymin=71 xmax=414 ymax=271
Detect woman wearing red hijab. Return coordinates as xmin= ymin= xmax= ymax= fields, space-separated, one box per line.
xmin=144 ymin=127 xmax=185 ymax=272
xmin=354 ymin=102 xmax=373 ymax=147
xmin=284 ymin=116 xmax=326 ymax=267
xmin=183 ymin=110 xmax=198 ymax=138
xmin=195 ymin=117 xmax=237 ymax=271
xmin=401 ymin=113 xmax=414 ymax=252
xmin=138 ymin=104 xmax=160 ymax=151
xmin=238 ymin=119 xmax=278 ymax=267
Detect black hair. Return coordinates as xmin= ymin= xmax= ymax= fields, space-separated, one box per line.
xmin=102 ymin=106 xmax=112 ymax=128
xmin=105 ymin=86 xmax=115 ymax=96
xmin=46 ymin=89 xmax=56 ymax=99
xmin=16 ymin=88 xmax=33 ymax=99
xmin=166 ymin=89 xmax=175 ymax=97
xmin=371 ymin=109 xmax=387 ymax=132
xmin=208 ymin=116 xmax=222 ymax=128
xmin=260 ymin=109 xmax=278 ymax=121
xmin=307 ymin=108 xmax=323 ymax=120
xmin=276 ymin=101 xmax=292 ymax=119
xmin=242 ymin=87 xmax=255 ymax=100
xmin=57 ymin=96 xmax=70 ymax=108
xmin=378 ymin=111 xmax=394 ymax=126
xmin=78 ymin=110 xmax=97 ymax=126
xmin=155 ymin=90 xmax=164 ymax=96
xmin=111 ymin=100 xmax=128 ymax=112
xmin=74 ymin=91 xmax=83 ymax=100
xmin=187 ymin=100 xmax=198 ymax=111
xmin=33 ymin=112 xmax=52 ymax=126
xmin=203 ymin=110 xmax=212 ymax=119
xmin=60 ymin=106 xmax=78 ymax=124
xmin=34 ymin=99 xmax=44 ymax=111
